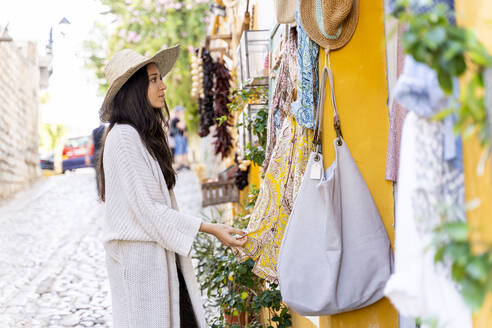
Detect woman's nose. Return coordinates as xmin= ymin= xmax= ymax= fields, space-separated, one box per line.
xmin=160 ymin=81 xmax=167 ymax=91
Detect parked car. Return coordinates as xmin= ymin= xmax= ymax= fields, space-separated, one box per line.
xmin=39 ymin=152 xmax=55 ymax=170
xmin=62 ymin=136 xmax=93 ymax=173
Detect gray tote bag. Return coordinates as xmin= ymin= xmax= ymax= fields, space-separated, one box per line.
xmin=277 ymin=56 xmax=393 ymax=316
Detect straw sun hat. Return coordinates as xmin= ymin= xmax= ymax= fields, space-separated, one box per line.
xmin=300 ymin=0 xmax=359 ymax=50
xmin=100 ymin=45 xmax=180 ymax=122
xmin=274 ymin=0 xmax=297 ymax=24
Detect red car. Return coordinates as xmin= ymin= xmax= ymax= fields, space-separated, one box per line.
xmin=62 ymin=136 xmax=94 ymax=173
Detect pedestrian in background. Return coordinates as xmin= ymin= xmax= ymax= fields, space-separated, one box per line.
xmin=96 ymin=46 xmax=247 ymax=328
xmin=171 ymin=105 xmax=190 ymax=171
xmin=85 ymin=123 xmax=106 ymax=196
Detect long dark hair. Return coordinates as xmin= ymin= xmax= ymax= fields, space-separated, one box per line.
xmin=97 ymin=64 xmax=176 ymax=201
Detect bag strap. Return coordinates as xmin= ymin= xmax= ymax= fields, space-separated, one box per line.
xmin=313 ymin=49 xmax=343 ymax=151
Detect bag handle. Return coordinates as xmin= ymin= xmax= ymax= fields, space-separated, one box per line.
xmin=313 ymin=49 xmax=343 ymax=151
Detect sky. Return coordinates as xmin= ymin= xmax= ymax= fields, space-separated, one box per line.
xmin=0 ymin=0 xmax=110 ymax=136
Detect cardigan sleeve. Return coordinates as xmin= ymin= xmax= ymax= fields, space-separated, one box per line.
xmin=107 ymin=125 xmax=202 ymax=257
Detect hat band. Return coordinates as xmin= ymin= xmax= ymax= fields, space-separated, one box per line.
xmin=315 ymin=0 xmax=342 ymax=40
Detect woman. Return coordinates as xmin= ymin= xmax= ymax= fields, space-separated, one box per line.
xmin=97 ymin=46 xmax=247 ymax=327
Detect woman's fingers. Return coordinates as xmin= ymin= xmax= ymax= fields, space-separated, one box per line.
xmin=213 ymin=224 xmax=248 ymax=247
xmin=227 ymin=235 xmax=248 ymax=247
xmin=230 ymin=228 xmax=247 ymax=236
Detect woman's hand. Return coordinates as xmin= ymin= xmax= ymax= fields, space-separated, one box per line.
xmin=200 ymin=222 xmax=248 ymax=247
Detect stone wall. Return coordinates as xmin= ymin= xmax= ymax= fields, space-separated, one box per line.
xmin=0 ymin=41 xmax=41 ymax=200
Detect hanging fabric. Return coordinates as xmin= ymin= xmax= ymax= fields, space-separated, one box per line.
xmin=384 ymin=112 xmax=471 ymax=328
xmin=393 ymin=55 xmax=463 ymax=172
xmin=385 ymin=1 xmax=467 ymax=319
xmin=290 ymin=9 xmax=320 ymax=130
xmin=263 ymin=27 xmax=298 ymax=171
xmin=385 ymin=24 xmax=409 ymax=182
xmin=278 ymin=51 xmax=393 ymax=316
xmin=233 ymin=28 xmax=314 ymax=282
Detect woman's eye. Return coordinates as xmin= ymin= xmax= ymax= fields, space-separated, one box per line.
xmin=151 ymin=78 xmax=157 ymax=83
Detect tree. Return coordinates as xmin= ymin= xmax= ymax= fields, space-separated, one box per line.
xmin=39 ymin=123 xmax=66 ymax=151
xmin=84 ymin=0 xmax=212 ymax=133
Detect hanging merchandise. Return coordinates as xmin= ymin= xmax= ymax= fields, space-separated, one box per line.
xmin=213 ymin=59 xmax=233 ymax=159
xmin=385 ymin=25 xmax=408 ymax=182
xmin=299 ymin=0 xmax=358 ymax=51
xmin=263 ymin=27 xmax=298 ymax=171
xmin=277 ymin=52 xmax=393 ymax=316
xmin=386 ymin=0 xmax=457 ymax=182
xmin=384 ymin=53 xmax=468 ymax=327
xmin=290 ymin=9 xmax=319 ymax=130
xmin=393 ymin=55 xmax=463 ymax=172
xmin=233 ymin=27 xmax=314 ymax=282
xmin=198 ymin=50 xmax=216 ymax=137
xmin=273 ymin=0 xmax=297 ymax=24
xmin=278 ymin=0 xmax=392 ymax=316
xmin=384 ymin=113 xmax=471 ymax=328
xmin=190 ymin=49 xmax=204 ymax=99
xmin=234 ymin=160 xmax=250 ymax=190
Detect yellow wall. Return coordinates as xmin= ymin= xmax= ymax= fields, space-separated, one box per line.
xmin=455 ymin=1 xmax=492 ymax=327
xmin=249 ymin=0 xmax=398 ymax=326
xmin=292 ymin=0 xmax=398 ymax=327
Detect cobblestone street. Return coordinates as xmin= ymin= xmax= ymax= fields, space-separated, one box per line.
xmin=0 ymin=168 xmax=203 ymax=327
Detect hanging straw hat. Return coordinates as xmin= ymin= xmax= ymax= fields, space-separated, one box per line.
xmin=100 ymin=45 xmax=180 ymax=122
xmin=274 ymin=0 xmax=297 ymax=24
xmin=300 ymin=0 xmax=359 ymax=50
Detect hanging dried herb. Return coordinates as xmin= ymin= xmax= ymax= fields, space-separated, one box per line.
xmin=234 ymin=164 xmax=250 ymax=190
xmin=213 ymin=60 xmax=233 ymax=159
xmin=198 ymin=50 xmax=215 ymax=137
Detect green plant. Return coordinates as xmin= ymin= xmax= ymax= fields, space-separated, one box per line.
xmin=193 ymin=230 xmax=291 ymax=327
xmin=39 ymin=123 xmax=66 ymax=151
xmin=433 ymin=220 xmax=492 ymax=312
xmin=193 ymin=189 xmax=291 ymax=327
xmin=228 ymin=87 xmax=269 ymax=167
xmin=244 ymin=143 xmax=266 ymax=167
xmin=227 ymin=87 xmax=269 ymax=114
xmin=84 ymin=0 xmax=211 ymax=134
xmin=391 ymin=0 xmax=492 ymax=145
xmin=391 ymin=1 xmax=492 ymax=315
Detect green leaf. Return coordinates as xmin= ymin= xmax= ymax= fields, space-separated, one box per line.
xmin=437 ymin=69 xmax=453 ymax=93
xmin=434 ymin=246 xmax=446 ymax=263
xmin=443 ymin=41 xmax=464 ymax=61
xmin=466 ymin=257 xmax=490 ymax=282
xmin=423 ymin=26 xmax=446 ymax=50
xmin=461 ymin=278 xmax=487 ymax=312
xmin=452 ymin=262 xmax=466 ymax=282
xmin=433 ymin=108 xmax=455 ymax=121
xmin=217 ymin=116 xmax=228 ymax=127
xmin=443 ymin=222 xmax=469 ymax=241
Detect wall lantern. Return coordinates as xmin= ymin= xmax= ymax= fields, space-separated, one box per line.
xmin=237 ymin=30 xmax=270 ymax=88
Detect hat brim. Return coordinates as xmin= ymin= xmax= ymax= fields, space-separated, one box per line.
xmin=300 ymin=0 xmax=359 ymax=50
xmin=100 ymin=45 xmax=180 ymax=122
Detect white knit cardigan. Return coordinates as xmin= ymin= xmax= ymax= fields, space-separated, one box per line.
xmin=102 ymin=124 xmax=206 ymax=328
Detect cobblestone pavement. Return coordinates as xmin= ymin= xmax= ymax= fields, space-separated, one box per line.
xmin=0 ymin=168 xmax=203 ymax=327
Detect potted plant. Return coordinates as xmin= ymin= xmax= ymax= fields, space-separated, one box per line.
xmin=192 ymin=205 xmax=291 ymax=327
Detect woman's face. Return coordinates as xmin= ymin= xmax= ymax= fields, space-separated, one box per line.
xmin=146 ymin=63 xmax=166 ymax=108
